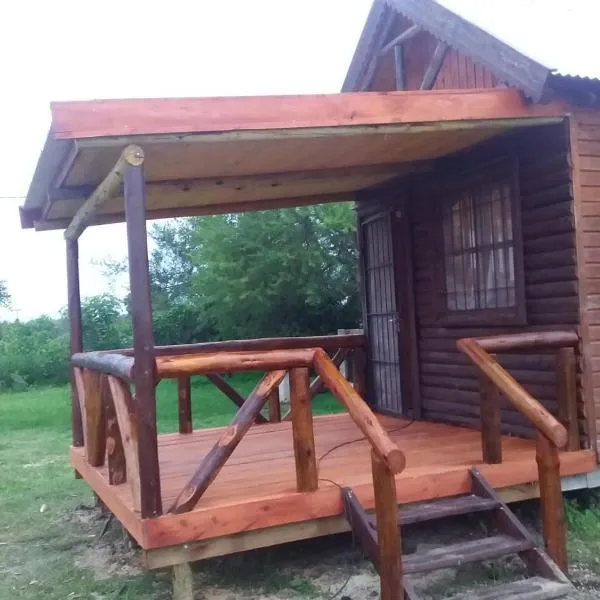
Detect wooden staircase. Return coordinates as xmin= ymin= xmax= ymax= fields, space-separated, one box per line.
xmin=343 ymin=467 xmax=573 ymax=600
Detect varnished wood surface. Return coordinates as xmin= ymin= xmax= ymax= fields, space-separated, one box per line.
xmin=71 ymin=413 xmax=596 ymax=551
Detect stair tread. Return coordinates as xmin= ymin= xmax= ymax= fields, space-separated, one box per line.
xmin=403 ymin=534 xmax=534 ymax=574
xmin=443 ymin=576 xmax=572 ymax=600
xmin=399 ymin=494 xmax=499 ymax=525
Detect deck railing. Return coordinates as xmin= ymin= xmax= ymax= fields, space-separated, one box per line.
xmin=457 ymin=330 xmax=579 ymax=571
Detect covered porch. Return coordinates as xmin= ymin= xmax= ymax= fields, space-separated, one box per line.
xmin=21 ymin=87 xmax=595 ymax=597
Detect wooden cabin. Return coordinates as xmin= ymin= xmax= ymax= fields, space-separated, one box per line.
xmin=19 ymin=1 xmax=600 ymax=598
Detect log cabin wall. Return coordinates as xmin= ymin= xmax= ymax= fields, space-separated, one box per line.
xmin=571 ymin=109 xmax=600 ymax=451
xmin=409 ymin=123 xmax=585 ymax=442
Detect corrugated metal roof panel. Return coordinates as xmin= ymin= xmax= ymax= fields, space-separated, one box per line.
xmin=436 ymin=0 xmax=600 ymax=81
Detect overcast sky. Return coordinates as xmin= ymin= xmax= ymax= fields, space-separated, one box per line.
xmin=0 ymin=0 xmax=596 ymax=321
xmin=0 ymin=0 xmax=372 ymax=320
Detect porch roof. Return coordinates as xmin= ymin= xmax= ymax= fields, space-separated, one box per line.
xmin=21 ymin=88 xmax=566 ymax=232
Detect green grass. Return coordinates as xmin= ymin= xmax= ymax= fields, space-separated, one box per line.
xmin=0 ymin=377 xmax=342 ymax=599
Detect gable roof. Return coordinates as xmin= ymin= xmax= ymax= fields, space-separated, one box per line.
xmin=343 ymin=0 xmax=599 ymax=100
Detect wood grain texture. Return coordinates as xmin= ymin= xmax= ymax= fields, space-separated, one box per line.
xmin=556 ymin=347 xmax=580 ymax=451
xmin=69 ymin=413 xmax=596 ymax=550
xmin=50 ymin=90 xmax=564 ymax=140
xmin=289 ymin=368 xmax=318 ymax=492
xmin=168 ymin=371 xmax=287 ymax=514
xmin=177 ymin=377 xmax=192 ymax=434
xmin=536 ymin=433 xmax=568 ymax=571
xmin=107 ymin=376 xmax=141 ymax=512
xmin=82 ymin=369 xmax=106 ymax=466
xmin=371 ymin=450 xmax=403 ymax=600
xmin=103 ymin=375 xmax=126 ymax=485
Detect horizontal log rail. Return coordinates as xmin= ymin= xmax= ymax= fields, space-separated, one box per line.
xmin=72 ymin=352 xmax=134 ymax=382
xmin=108 ymin=333 xmax=365 ymax=357
xmin=457 ymin=331 xmax=578 ymax=572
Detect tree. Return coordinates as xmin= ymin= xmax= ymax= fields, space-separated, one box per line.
xmin=0 ymin=280 xmax=10 ymax=308
xmin=148 ymin=203 xmax=360 ymax=340
xmin=80 ymin=294 xmax=131 ymax=351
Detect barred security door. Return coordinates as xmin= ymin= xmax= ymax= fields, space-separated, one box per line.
xmin=360 ymin=210 xmax=403 ymax=415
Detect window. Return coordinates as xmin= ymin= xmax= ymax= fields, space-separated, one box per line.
xmin=439 ymin=158 xmax=524 ymax=325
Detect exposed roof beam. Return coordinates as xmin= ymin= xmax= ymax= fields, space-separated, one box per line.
xmin=359 ymin=16 xmax=397 ymax=91
xmin=379 ymin=24 xmax=421 ymax=56
xmin=63 ymin=145 xmax=143 ymax=240
xmin=420 ymin=41 xmax=449 ymax=90
xmin=394 ymin=45 xmax=405 ymax=91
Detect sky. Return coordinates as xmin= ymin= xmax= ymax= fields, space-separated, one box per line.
xmin=0 ymin=0 xmax=372 ymax=320
xmin=0 ymin=0 xmax=596 ymax=321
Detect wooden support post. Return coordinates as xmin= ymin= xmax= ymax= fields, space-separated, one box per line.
xmin=124 ymin=147 xmax=162 ymax=518
xmin=66 ymin=239 xmax=84 ymax=447
xmin=178 ymin=376 xmax=192 ymax=434
xmin=82 ymin=369 xmax=106 ymax=466
xmin=103 ymin=375 xmax=126 ymax=485
xmin=169 ymin=370 xmax=287 ymax=514
xmin=371 ymin=449 xmax=403 ymax=600
xmin=556 ymin=347 xmax=579 ymax=451
xmin=420 ymin=41 xmax=449 ymax=90
xmin=290 ymin=367 xmax=318 ymax=492
xmin=394 ymin=45 xmax=405 ymax=91
xmin=268 ymin=387 xmax=281 ymax=423
xmin=536 ymin=433 xmax=568 ymax=572
xmin=479 ymin=375 xmax=502 ymax=464
xmin=353 ymin=346 xmax=367 ymax=399
xmin=172 ymin=562 xmax=194 ymax=600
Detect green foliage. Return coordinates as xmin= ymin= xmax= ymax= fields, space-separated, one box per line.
xmin=149 ymin=203 xmax=360 ymax=340
xmin=0 ymin=279 xmax=10 ymax=308
xmin=80 ymin=293 xmax=131 ymax=351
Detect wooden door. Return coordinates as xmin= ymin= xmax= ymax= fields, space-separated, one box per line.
xmin=359 ymin=210 xmax=404 ymax=415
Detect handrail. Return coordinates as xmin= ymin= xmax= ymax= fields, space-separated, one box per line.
xmin=457 ymin=337 xmax=568 ymax=448
xmin=475 ymin=331 xmax=578 ymax=353
xmin=106 ymin=333 xmax=366 ymax=358
xmin=72 ymin=351 xmax=134 ymax=382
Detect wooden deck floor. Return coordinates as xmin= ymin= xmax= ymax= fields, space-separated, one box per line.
xmin=72 ymin=413 xmax=596 ymax=562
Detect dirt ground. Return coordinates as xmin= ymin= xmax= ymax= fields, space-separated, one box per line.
xmin=69 ymin=499 xmax=600 ymax=600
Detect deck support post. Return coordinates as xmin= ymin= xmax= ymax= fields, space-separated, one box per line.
xmin=556 ymin=347 xmax=579 ymax=451
xmin=66 ymin=238 xmax=84 ymax=448
xmin=290 ymin=367 xmax=318 ymax=492
xmin=371 ymin=449 xmax=403 ymax=600
xmin=479 ymin=375 xmax=502 ymax=464
xmin=536 ymin=433 xmax=568 ymax=572
xmin=172 ymin=562 xmax=194 ymax=600
xmin=124 ymin=147 xmax=163 ymax=518
xmin=178 ymin=376 xmax=192 ymax=434
xmin=267 ymin=387 xmax=281 ymax=423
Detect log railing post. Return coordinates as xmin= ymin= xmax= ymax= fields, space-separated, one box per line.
xmin=103 ymin=375 xmax=126 ymax=485
xmin=66 ymin=238 xmax=84 ymax=448
xmin=536 ymin=433 xmax=568 ymax=572
xmin=124 ymin=146 xmax=162 ymax=518
xmin=82 ymin=369 xmax=106 ymax=466
xmin=556 ymin=347 xmax=579 ymax=451
xmin=268 ymin=387 xmax=281 ymax=423
xmin=479 ymin=374 xmax=502 ymax=464
xmin=289 ymin=367 xmax=318 ymax=492
xmin=178 ymin=376 xmax=192 ymax=434
xmin=371 ymin=449 xmax=403 ymax=600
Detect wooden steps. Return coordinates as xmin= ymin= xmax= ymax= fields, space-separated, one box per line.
xmin=444 ymin=576 xmax=572 ymax=600
xmin=343 ymin=467 xmax=573 ymax=600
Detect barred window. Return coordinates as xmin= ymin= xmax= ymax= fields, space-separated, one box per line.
xmin=440 ymin=158 xmax=524 ymax=325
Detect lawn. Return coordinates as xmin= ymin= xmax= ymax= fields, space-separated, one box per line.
xmin=2 ymin=380 xmax=600 ymax=599
xmin=0 ymin=377 xmax=344 ymax=600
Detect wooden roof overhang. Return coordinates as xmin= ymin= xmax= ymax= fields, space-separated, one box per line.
xmin=21 ymin=89 xmax=567 ymax=232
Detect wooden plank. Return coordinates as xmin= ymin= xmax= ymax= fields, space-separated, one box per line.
xmin=157 ymin=349 xmax=315 ymax=377
xmin=177 ymin=377 xmax=192 ymax=434
xmin=124 ymin=158 xmax=162 ymax=518
xmin=371 ymin=450 xmax=403 ymax=600
xmin=66 ymin=239 xmax=84 ymax=447
xmin=168 ymin=371 xmax=287 ymax=514
xmin=289 ymin=368 xmax=318 ymax=492
xmin=106 ymin=376 xmax=141 ymax=512
xmin=50 ymin=90 xmax=566 ymax=140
